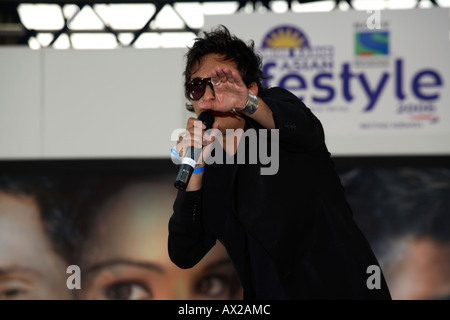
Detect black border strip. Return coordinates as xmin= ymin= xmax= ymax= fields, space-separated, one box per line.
xmin=0 ymin=155 xmax=448 ymax=174
xmin=0 ymin=158 xmax=176 ymax=175
xmin=332 ymin=155 xmax=450 ymax=170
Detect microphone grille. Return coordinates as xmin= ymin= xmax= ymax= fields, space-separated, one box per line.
xmin=198 ymin=111 xmax=215 ymax=130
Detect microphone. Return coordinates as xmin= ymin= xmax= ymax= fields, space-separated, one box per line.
xmin=174 ymin=111 xmax=215 ymax=191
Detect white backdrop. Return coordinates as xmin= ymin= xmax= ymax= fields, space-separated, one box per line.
xmin=0 ymin=49 xmax=41 ymax=158
xmin=0 ymin=47 xmax=188 ymax=159
xmin=1 ymin=8 xmax=449 ymax=159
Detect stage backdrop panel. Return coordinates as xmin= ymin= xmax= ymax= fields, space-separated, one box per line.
xmin=205 ymin=8 xmax=450 ymax=156
xmin=43 ymin=48 xmax=186 ymax=158
xmin=0 ymin=48 xmax=42 ymax=159
xmin=0 ymin=47 xmax=188 ymax=160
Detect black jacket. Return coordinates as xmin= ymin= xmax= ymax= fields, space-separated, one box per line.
xmin=168 ymin=87 xmax=391 ymax=299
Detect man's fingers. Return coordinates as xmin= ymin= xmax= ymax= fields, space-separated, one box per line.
xmin=223 ymin=68 xmax=236 ymax=84
xmin=215 ymin=67 xmax=227 ymax=83
xmin=178 ymin=120 xmax=207 ymax=150
xmin=177 ymin=130 xmax=189 ymax=143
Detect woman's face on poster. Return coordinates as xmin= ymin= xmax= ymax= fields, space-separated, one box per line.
xmin=0 ymin=192 xmax=73 ymax=300
xmin=78 ymin=182 xmax=242 ymax=300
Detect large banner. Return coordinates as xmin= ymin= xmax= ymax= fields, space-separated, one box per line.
xmin=1 ymin=163 xmax=449 ymax=300
xmin=205 ymin=8 xmax=450 ymax=156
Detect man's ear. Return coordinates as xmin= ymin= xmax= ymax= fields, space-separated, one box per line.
xmin=248 ymin=82 xmax=258 ymax=96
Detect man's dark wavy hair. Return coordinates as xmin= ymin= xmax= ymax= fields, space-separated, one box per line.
xmin=183 ymin=25 xmax=266 ymax=112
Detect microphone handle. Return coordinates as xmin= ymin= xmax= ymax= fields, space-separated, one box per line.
xmin=174 ymin=146 xmax=202 ymax=191
xmin=174 ymin=111 xmax=214 ymax=191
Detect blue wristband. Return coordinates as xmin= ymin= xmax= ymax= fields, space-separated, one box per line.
xmin=193 ymin=166 xmax=205 ymax=174
xmin=171 ymin=148 xmax=182 ymax=161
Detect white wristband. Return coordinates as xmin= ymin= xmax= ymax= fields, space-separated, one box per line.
xmin=182 ymin=157 xmax=196 ymax=169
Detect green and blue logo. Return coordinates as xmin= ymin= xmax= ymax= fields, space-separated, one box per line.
xmin=355 ymin=31 xmax=389 ymax=56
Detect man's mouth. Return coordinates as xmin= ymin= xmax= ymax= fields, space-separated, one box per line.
xmin=212 ymin=111 xmax=239 ymax=118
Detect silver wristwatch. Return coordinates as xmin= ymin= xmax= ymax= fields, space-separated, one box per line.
xmin=234 ymin=92 xmax=258 ymax=115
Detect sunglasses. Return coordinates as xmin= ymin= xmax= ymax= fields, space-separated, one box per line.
xmin=186 ymin=77 xmax=214 ymax=101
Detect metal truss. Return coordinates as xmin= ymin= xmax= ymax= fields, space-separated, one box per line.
xmin=0 ymin=0 xmax=442 ymax=47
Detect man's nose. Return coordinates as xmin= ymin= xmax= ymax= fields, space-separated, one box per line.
xmin=202 ymin=83 xmax=215 ymax=101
